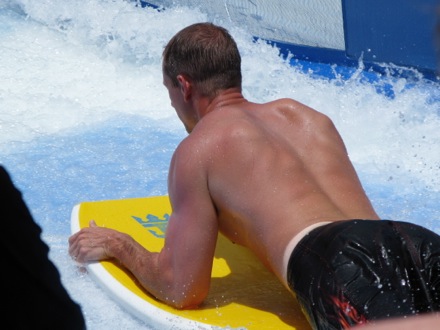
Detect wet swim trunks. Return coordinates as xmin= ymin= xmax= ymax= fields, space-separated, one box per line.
xmin=287 ymin=220 xmax=440 ymax=330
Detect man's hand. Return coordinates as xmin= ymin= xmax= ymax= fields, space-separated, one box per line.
xmin=69 ymin=220 xmax=122 ymax=263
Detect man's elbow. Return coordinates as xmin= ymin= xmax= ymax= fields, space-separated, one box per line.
xmin=165 ymin=288 xmax=208 ymax=310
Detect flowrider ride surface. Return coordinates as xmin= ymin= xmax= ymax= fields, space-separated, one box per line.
xmin=71 ymin=196 xmax=310 ymax=329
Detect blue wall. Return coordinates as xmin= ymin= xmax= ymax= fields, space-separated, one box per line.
xmin=140 ymin=0 xmax=439 ymax=78
xmin=343 ymin=0 xmax=439 ymax=76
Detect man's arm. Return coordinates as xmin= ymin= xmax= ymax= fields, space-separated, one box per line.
xmin=69 ymin=140 xmax=219 ymax=309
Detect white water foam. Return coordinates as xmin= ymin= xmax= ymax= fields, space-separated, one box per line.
xmin=1 ymin=1 xmax=439 ymax=329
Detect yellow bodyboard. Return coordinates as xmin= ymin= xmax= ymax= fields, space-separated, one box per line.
xmin=70 ymin=196 xmax=310 ymax=329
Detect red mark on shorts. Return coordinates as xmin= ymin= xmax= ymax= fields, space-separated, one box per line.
xmin=331 ymin=295 xmax=368 ymax=329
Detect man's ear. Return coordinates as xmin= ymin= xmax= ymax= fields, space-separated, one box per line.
xmin=176 ymin=74 xmax=192 ymax=102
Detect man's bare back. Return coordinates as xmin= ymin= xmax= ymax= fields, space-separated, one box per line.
xmin=175 ymin=92 xmax=379 ymax=286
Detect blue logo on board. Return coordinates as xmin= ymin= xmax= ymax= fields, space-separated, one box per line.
xmin=132 ymin=213 xmax=170 ymax=238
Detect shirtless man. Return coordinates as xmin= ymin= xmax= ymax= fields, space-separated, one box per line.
xmin=69 ymin=23 xmax=440 ymax=329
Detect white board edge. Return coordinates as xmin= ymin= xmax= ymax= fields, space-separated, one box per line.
xmin=70 ymin=202 xmax=214 ymax=330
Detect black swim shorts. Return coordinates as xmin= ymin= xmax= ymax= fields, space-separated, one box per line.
xmin=287 ymin=220 xmax=440 ymax=330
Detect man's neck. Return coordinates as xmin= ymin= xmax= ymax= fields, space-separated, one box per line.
xmin=200 ymin=88 xmax=245 ymax=118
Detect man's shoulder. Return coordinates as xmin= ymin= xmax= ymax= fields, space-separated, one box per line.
xmin=266 ymin=97 xmax=298 ymax=106
xmin=267 ymin=98 xmax=313 ymax=111
xmin=175 ymin=123 xmax=223 ymax=154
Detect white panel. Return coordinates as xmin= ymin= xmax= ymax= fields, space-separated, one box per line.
xmin=146 ymin=0 xmax=345 ymax=50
